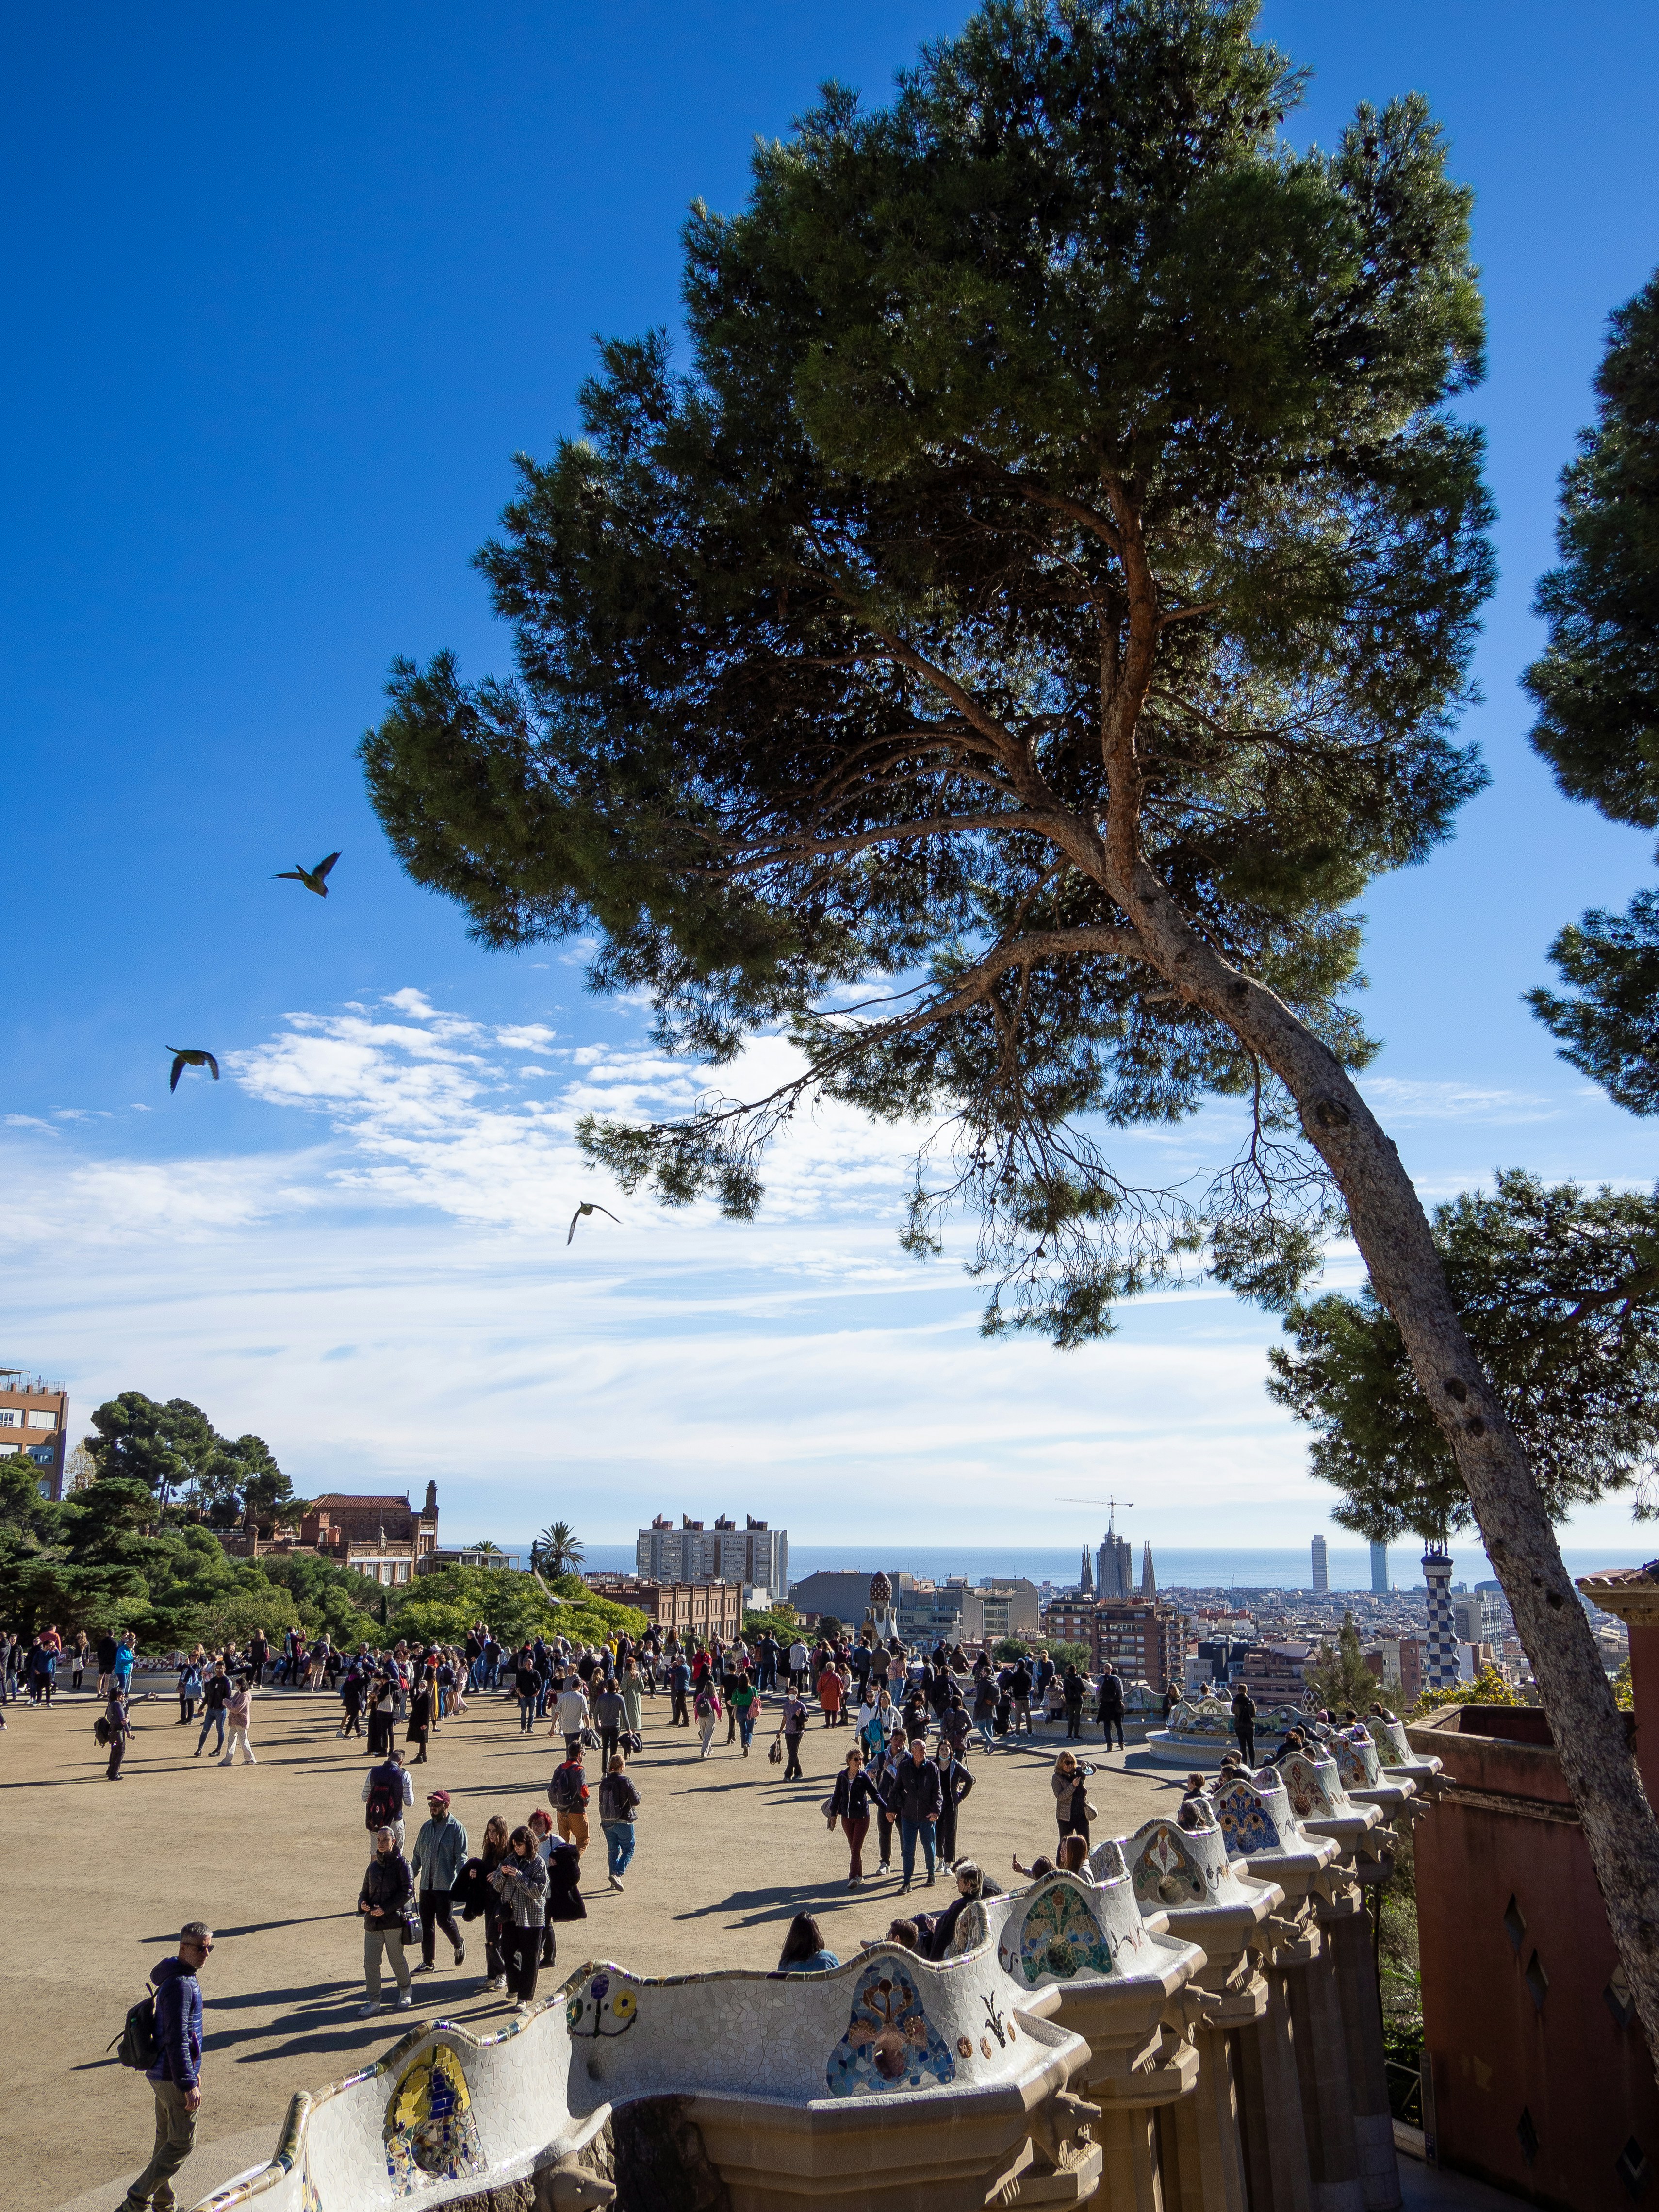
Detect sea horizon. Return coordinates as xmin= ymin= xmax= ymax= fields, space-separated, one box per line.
xmin=558 ymin=1539 xmax=1656 ymax=1596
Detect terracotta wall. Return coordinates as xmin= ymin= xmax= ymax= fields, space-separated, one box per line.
xmin=1413 ymin=1705 xmax=1657 ymax=2206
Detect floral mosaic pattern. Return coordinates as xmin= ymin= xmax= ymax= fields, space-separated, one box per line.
xmin=825 ymin=1958 xmax=957 ymax=2096
xmin=1003 ymin=1881 xmax=1115 ymax=1985
xmin=944 ymin=1900 xmax=990 ymax=1958
xmin=1212 ymin=1780 xmax=1281 ymax=1860
xmin=1365 ymin=1718 xmax=1407 ymax=1767
xmin=384 ymin=2043 xmax=485 ymax=2194
xmin=1327 ymin=1729 xmax=1381 ymax=1790
xmin=1278 ymin=1752 xmax=1349 ymax=1821
xmin=1130 ymin=1823 xmax=1206 ymax=1907
xmin=567 ymin=1968 xmax=639 ymax=2038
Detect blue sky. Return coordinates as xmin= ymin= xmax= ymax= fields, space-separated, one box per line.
xmin=4 ymin=3 xmax=1658 ymax=1555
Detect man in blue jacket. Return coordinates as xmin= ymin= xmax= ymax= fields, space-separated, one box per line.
xmin=119 ymin=1922 xmax=213 ymax=2212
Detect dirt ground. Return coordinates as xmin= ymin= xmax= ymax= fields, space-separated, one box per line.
xmin=7 ymin=1676 xmax=1183 ymax=2212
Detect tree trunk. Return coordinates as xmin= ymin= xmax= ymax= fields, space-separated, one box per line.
xmin=1126 ymin=868 xmax=1659 ymax=2068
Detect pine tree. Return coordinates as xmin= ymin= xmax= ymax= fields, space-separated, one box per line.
xmin=361 ymin=0 xmax=1659 ymax=2043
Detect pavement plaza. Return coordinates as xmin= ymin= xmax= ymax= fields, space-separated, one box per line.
xmin=7 ymin=1678 xmax=1182 ymax=2212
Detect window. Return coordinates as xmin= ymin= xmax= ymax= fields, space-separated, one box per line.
xmin=0 ymin=1411 xmax=15 ymax=1426
xmin=26 ymin=1409 xmax=55 ymax=1428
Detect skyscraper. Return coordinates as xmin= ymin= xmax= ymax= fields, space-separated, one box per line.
xmin=1311 ymin=1534 xmax=1329 ymax=1593
xmin=1080 ymin=1546 xmax=1094 ymax=1593
xmin=1370 ymin=1540 xmax=1388 ymax=1594
xmin=1141 ymin=1541 xmax=1156 ymax=1599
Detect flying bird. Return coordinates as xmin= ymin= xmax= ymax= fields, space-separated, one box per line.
xmin=568 ymin=1201 xmax=620 ymax=1245
xmin=274 ymin=851 xmax=341 ymax=897
xmin=168 ymin=1049 xmax=220 ymax=1093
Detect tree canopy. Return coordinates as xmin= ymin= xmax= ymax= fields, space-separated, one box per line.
xmin=364 ymin=0 xmax=1492 ymax=1342
xmin=1268 ymin=1171 xmax=1659 ymax=1542
xmin=1525 ymin=267 xmax=1659 ymax=1107
xmin=359 ymin=0 xmax=1659 ymax=2048
xmin=83 ymin=1390 xmax=301 ymax=1529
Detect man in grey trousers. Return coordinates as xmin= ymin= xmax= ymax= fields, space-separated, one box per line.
xmin=118 ymin=1922 xmax=214 ymax=2212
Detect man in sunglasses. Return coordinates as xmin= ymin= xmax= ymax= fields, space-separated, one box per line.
xmin=118 ymin=1922 xmax=214 ymax=2212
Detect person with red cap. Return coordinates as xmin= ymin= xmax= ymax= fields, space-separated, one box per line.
xmin=409 ymin=1787 xmax=468 ymax=1974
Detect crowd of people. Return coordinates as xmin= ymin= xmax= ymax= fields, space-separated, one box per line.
xmin=48 ymin=1602 xmax=1407 ymax=2212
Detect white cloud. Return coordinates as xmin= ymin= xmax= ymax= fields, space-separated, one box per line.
xmin=1361 ymin=1077 xmax=1558 ymax=1124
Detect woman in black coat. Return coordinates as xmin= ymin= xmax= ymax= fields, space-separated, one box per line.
xmin=406 ymin=1677 xmax=433 ymax=1765
xmin=528 ymin=1807 xmax=587 ymax=1968
xmin=933 ymin=1745 xmax=975 ymax=1867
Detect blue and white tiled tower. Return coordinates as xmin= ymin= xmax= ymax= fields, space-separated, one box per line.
xmin=1422 ymin=1545 xmax=1458 ymax=1689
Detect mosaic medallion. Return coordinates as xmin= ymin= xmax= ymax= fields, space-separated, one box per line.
xmin=383 ymin=2042 xmax=485 ymax=2194
xmin=1212 ymin=1780 xmax=1281 ymax=1860
xmin=567 ymin=1968 xmax=639 ymax=2038
xmin=1002 ymin=1882 xmax=1114 ymax=1984
xmin=1131 ymin=1823 xmax=1205 ymax=1907
xmin=825 ymin=1958 xmax=957 ymax=2096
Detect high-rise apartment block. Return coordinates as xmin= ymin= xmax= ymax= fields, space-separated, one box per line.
xmin=1090 ymin=1600 xmax=1188 ymax=1688
xmin=1370 ymin=1540 xmax=1389 ymax=1594
xmin=0 ymin=1366 xmax=69 ymax=1499
xmin=1311 ymin=1534 xmax=1329 ymax=1593
xmin=635 ymin=1514 xmax=788 ymax=1599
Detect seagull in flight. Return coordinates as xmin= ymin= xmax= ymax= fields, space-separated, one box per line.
xmin=168 ymin=1049 xmax=220 ymax=1092
xmin=274 ymin=851 xmax=341 ymax=897
xmin=568 ymin=1201 xmax=620 ymax=1245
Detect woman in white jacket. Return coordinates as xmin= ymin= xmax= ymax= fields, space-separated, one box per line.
xmin=220 ymin=1678 xmax=256 ymax=1765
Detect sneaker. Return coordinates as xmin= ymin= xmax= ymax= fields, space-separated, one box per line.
xmin=899 ymin=1881 xmax=911 ymax=1895
xmin=358 ymin=2000 xmax=380 ymax=2017
xmin=924 ymin=1873 xmax=936 ymax=1886
xmin=410 ymin=1962 xmax=433 ymax=1975
xmin=514 ymin=2001 xmax=529 ymax=2015
xmin=876 ymin=1862 xmax=889 ymax=1876
xmin=489 ymin=1975 xmax=508 ymax=1992
xmin=395 ymin=1990 xmax=412 ymax=2009
xmin=217 ymin=1756 xmax=233 ymax=1766
xmin=453 ymin=1938 xmax=465 ymax=1966
xmin=609 ymin=1874 xmax=624 ymax=1893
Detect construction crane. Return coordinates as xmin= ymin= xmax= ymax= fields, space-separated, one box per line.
xmin=1060 ymin=1496 xmax=1135 ymax=1530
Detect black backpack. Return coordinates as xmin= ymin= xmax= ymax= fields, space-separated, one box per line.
xmin=110 ymin=1992 xmax=160 ymax=2071
xmin=365 ymin=1769 xmax=402 ymax=1831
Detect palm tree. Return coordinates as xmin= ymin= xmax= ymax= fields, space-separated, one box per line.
xmin=532 ymin=1521 xmax=584 ymax=1578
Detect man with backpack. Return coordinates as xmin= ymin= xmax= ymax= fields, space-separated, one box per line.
xmin=549 ymin=1748 xmax=590 ymax=1854
xmin=361 ymin=1746 xmax=414 ymax=1844
xmin=115 ymin=1920 xmax=213 ymax=2212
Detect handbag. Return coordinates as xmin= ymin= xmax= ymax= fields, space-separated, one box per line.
xmin=821 ymin=1795 xmax=838 ymax=1819
xmin=768 ymin=1737 xmax=783 ymax=1766
xmin=581 ymin=1726 xmax=600 ymax=1750
xmin=622 ymin=1729 xmax=642 ymax=1756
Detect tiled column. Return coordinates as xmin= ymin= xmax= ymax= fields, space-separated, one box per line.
xmin=1421 ymin=1548 xmax=1458 ymax=1692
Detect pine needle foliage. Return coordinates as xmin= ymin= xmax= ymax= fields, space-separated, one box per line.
xmin=1268 ymin=1170 xmax=1659 ymax=1541
xmin=363 ymin=0 xmax=1494 ymax=1342
xmin=1526 ymin=268 xmax=1659 ymax=1110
